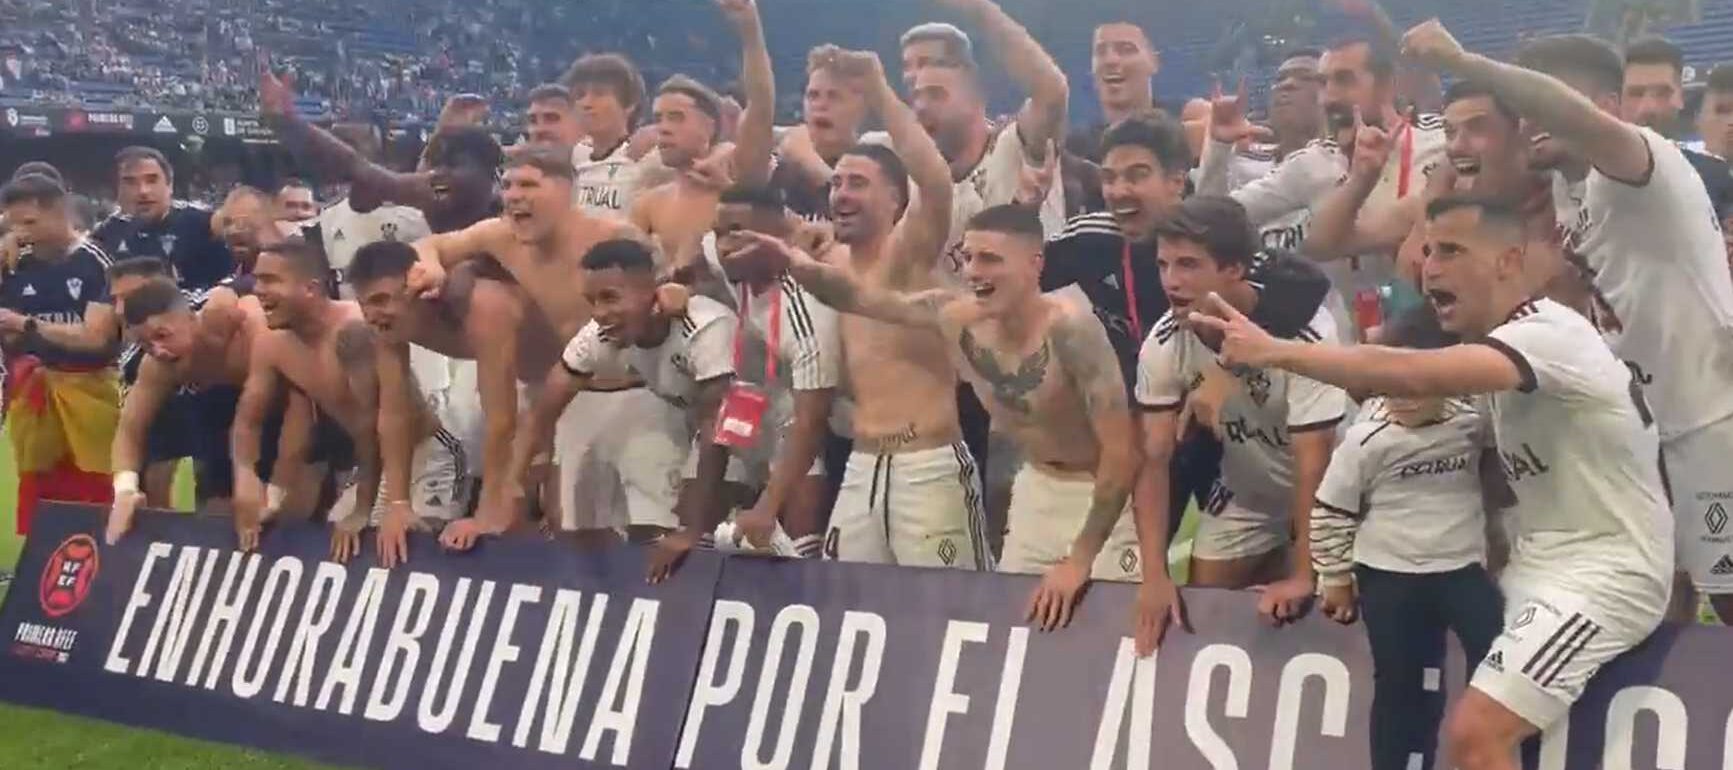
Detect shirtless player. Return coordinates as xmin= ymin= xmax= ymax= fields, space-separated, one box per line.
xmin=628 ymin=0 xmax=776 ymax=275
xmin=756 ymin=203 xmax=1140 ymax=628
xmin=804 ymin=51 xmax=982 ymax=569
xmin=406 ymin=147 xmax=662 ymax=544
xmin=105 ymin=278 xmax=312 ymax=543
xmin=348 ymin=241 xmax=505 ymax=568
xmin=232 ymin=238 xmax=386 ymax=559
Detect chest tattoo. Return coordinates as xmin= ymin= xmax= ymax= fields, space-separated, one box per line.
xmin=959 ymin=326 xmax=1049 ymax=417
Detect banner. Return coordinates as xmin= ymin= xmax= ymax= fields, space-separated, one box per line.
xmin=4 ymin=504 xmax=1733 ymax=769
xmin=0 ymin=504 xmax=721 ymax=769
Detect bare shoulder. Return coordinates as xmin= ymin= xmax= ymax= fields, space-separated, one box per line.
xmin=334 ymin=317 xmax=377 ymax=363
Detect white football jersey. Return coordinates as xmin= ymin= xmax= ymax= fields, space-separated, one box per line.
xmin=1556 ymin=127 xmax=1733 ymax=440
xmin=1135 ymin=304 xmax=1350 ymax=515
xmin=700 ymin=233 xmax=842 ymax=399
xmin=1315 ymin=397 xmax=1488 ymax=574
xmin=313 ymin=198 xmax=432 ymax=291
xmin=1481 ymin=298 xmax=1672 ymax=581
xmin=1199 ymin=118 xmax=1445 ymax=338
xmin=560 ymin=295 xmax=736 ymax=409
xmin=570 ymin=139 xmax=645 ymax=216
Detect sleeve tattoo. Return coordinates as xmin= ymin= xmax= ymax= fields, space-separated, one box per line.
xmin=1051 ymin=311 xmax=1137 ymax=555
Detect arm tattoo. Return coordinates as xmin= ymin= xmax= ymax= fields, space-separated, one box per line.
xmin=335 ymin=321 xmax=377 ymax=372
xmin=958 ymin=326 xmax=1049 ymax=417
xmin=1049 ymin=312 xmax=1130 ymax=415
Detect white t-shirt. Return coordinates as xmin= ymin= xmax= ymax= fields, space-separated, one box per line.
xmin=1135 ymin=304 xmax=1350 ymax=515
xmin=1480 ymin=298 xmax=1672 ymax=582
xmin=570 ymin=139 xmax=645 ymax=216
xmin=311 ymin=199 xmax=432 ymax=292
xmin=863 ymin=122 xmax=1067 ymax=283
xmin=303 ymin=199 xmax=441 ymax=391
xmin=560 ymin=294 xmax=736 ymax=409
xmin=1316 ymin=397 xmax=1488 ymax=574
xmin=1556 ymin=127 xmax=1733 ymax=440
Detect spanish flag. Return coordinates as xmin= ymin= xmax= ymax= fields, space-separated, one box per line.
xmin=5 ymin=356 xmax=118 ymax=534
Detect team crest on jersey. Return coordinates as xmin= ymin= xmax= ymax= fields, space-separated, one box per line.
xmin=65 ymin=278 xmax=82 ymax=299
xmin=159 ymin=233 xmax=177 ymax=255
xmin=381 ymin=223 xmax=399 ymax=240
xmin=332 ymin=227 xmax=347 ymax=243
xmin=20 ymin=284 xmax=35 ymax=297
xmin=1241 ymin=369 xmax=1272 ymax=407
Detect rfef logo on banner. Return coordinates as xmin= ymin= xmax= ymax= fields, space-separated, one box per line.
xmin=39 ymin=534 xmax=99 ymax=618
xmin=11 ymin=534 xmax=100 ymax=665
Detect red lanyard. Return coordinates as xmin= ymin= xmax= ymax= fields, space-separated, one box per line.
xmin=1121 ymin=241 xmax=1142 ymax=340
xmin=733 ymin=283 xmax=782 ymax=382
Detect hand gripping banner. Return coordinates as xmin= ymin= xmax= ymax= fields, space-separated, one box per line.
xmin=4 ymin=504 xmax=1733 ymax=768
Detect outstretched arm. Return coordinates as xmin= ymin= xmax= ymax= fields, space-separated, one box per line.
xmin=719 ymin=0 xmax=776 ymax=187
xmin=759 ymin=232 xmax=953 ymax=327
xmin=1403 ymin=20 xmax=1651 ymax=183
xmin=944 ymin=0 xmax=1068 ymax=159
xmin=843 ymin=51 xmax=953 ymax=273
xmin=1193 ymin=292 xmax=1525 ymax=396
xmin=1052 ymin=310 xmax=1141 ymax=562
xmin=332 ymin=320 xmax=383 ymax=562
xmin=259 ymin=70 xmax=433 ymax=211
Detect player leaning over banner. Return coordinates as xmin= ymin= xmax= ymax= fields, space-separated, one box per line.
xmin=502 ymin=239 xmax=738 ymax=583
xmin=753 ymin=203 xmax=1142 ymax=634
xmin=105 ymin=278 xmax=316 ymax=543
xmin=1136 ymin=196 xmax=1350 ymax=644
xmin=231 ymin=238 xmax=392 ymax=559
xmin=1191 ymin=193 xmax=1670 ymax=770
xmin=0 ymin=174 xmax=121 ymax=536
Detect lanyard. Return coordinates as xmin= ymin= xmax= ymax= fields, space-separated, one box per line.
xmin=1121 ymin=241 xmax=1143 ymax=340
xmin=734 ymin=282 xmax=782 ymax=382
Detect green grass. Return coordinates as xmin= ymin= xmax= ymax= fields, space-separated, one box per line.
xmin=0 ymin=436 xmax=340 ymax=769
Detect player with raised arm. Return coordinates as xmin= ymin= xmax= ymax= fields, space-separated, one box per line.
xmin=905 ymin=0 xmax=1072 ymax=267
xmin=797 ymin=50 xmax=981 ymax=569
xmin=260 ymin=70 xmax=502 ymax=236
xmin=230 ymin=239 xmax=384 ymax=559
xmin=1198 ymin=35 xmax=1444 ymax=339
xmin=1135 ymin=197 xmax=1349 ymax=634
xmin=504 ymin=239 xmax=737 ymax=582
xmin=1192 ymin=193 xmax=1670 ymax=770
xmin=1400 ymin=21 xmax=1733 ymax=625
xmin=628 ymin=0 xmax=776 ymax=276
xmin=761 ymin=203 xmax=1141 ymax=631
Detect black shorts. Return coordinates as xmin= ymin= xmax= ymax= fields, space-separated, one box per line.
xmin=143 ymin=390 xmax=200 ymax=464
xmin=188 ymin=385 xmax=293 ymax=502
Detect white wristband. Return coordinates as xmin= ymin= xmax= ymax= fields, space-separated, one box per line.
xmin=265 ymin=484 xmax=286 ymax=513
xmin=113 ymin=471 xmax=140 ymax=496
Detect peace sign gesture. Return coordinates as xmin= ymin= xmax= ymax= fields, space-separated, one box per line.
xmin=1184 ymin=292 xmax=1288 ymax=369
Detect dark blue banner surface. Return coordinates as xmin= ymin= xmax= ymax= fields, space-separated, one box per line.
xmin=3 ymin=504 xmax=1732 ymax=769
xmin=0 ymin=504 xmax=721 ymax=770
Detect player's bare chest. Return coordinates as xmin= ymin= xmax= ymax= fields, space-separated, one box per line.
xmin=953 ymin=325 xmax=1069 ymax=421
